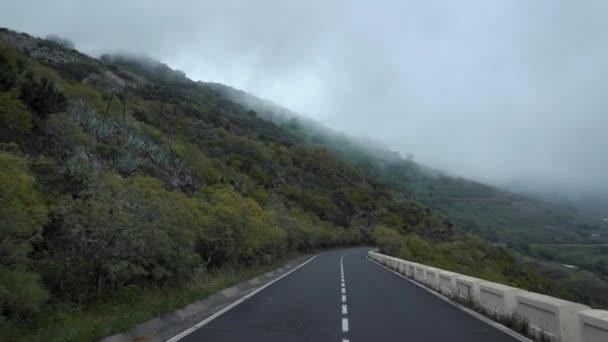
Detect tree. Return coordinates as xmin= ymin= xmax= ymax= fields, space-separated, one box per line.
xmin=19 ymin=76 xmax=67 ymax=117
xmin=0 ymin=152 xmax=49 ymax=318
xmin=0 ymin=54 xmax=16 ymax=91
xmin=41 ymin=113 xmax=94 ymax=156
xmin=372 ymin=225 xmax=405 ymax=256
xmin=196 ymin=185 xmax=287 ymax=266
xmin=46 ymin=173 xmax=202 ymax=299
xmin=0 ymin=91 xmax=33 ymax=134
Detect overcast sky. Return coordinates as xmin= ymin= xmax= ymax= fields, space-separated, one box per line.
xmin=1 ymin=0 xmax=607 ymax=198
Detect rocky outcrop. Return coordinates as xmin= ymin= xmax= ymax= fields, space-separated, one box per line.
xmin=0 ymin=28 xmax=145 ymax=92
xmin=82 ymin=70 xmax=144 ymax=93
xmin=0 ymin=28 xmax=81 ymax=64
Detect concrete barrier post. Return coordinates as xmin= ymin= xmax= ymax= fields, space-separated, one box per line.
xmin=478 ymin=281 xmax=522 ymax=317
xmin=425 ymin=267 xmax=440 ymax=290
xmin=579 ymin=310 xmax=608 ymax=342
xmin=454 ymin=275 xmax=483 ymax=303
xmin=414 ymin=265 xmax=426 ymax=283
xmin=397 ymin=260 xmax=408 ymax=275
xmin=515 ymin=292 xmax=590 ymax=342
xmin=405 ymin=263 xmax=415 ymax=278
xmin=438 ymin=270 xmax=458 ymax=296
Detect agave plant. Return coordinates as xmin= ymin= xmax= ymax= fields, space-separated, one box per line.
xmin=70 ymin=100 xmax=115 ymax=141
xmin=92 ymin=118 xmax=114 ymax=141
xmin=65 ymin=148 xmax=93 ymax=179
xmin=69 ymin=100 xmax=89 ymax=122
xmin=69 ymin=100 xmax=172 ymax=171
xmin=115 ymin=151 xmax=138 ymax=175
xmin=121 ymin=117 xmax=138 ymax=133
xmin=125 ymin=133 xmax=151 ymax=154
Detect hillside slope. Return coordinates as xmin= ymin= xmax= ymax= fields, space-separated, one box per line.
xmin=210 ymin=81 xmax=608 ymax=308
xmin=211 ymin=83 xmax=608 ymax=256
xmin=0 ymin=28 xmax=592 ymax=339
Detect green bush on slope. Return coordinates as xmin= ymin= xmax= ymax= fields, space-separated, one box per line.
xmin=373 ymin=226 xmax=573 ymax=300
xmin=0 ymin=152 xmax=49 ymax=319
xmin=0 ymin=91 xmax=32 ymax=135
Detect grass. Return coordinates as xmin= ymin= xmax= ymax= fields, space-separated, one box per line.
xmin=0 ymin=258 xmax=294 ymax=342
xmin=449 ymin=294 xmax=553 ymax=342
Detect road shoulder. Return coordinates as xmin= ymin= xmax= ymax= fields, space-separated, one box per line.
xmin=101 ymin=253 xmax=318 ymax=342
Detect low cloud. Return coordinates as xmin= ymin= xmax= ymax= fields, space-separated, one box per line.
xmin=2 ymin=0 xmax=607 ymax=198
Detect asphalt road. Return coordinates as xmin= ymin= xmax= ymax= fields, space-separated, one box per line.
xmin=179 ymin=248 xmax=519 ymax=342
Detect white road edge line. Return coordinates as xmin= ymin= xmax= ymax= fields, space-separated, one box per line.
xmin=166 ymin=252 xmax=327 ymax=342
xmin=366 ymin=256 xmax=533 ymax=342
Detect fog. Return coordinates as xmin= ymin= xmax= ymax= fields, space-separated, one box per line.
xmin=2 ymin=0 xmax=607 ymax=199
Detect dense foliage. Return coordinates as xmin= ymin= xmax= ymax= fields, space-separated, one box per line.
xmin=0 ymin=152 xmax=49 ymax=319
xmin=0 ymin=27 xmax=584 ymax=329
xmin=213 ymin=81 xmax=608 ymax=307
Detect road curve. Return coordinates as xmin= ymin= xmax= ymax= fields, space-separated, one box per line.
xmin=178 ymin=248 xmax=519 ymax=342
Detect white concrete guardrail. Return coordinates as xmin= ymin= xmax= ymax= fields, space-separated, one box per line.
xmin=368 ymin=251 xmax=608 ymax=342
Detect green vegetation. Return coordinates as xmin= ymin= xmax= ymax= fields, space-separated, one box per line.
xmin=372 ymin=227 xmax=571 ymax=298
xmin=1 ymin=261 xmax=288 ymax=342
xmin=0 ymin=153 xmax=49 ymax=319
xmin=212 ymin=81 xmax=608 ymax=308
xmin=0 ymin=92 xmax=32 ymax=134
xmin=0 ymin=27 xmax=592 ymax=340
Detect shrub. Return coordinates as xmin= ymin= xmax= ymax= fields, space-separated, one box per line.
xmin=0 ymin=91 xmax=32 ymax=134
xmin=0 ymin=152 xmax=49 ymax=318
xmin=0 ymin=54 xmax=16 ymax=91
xmin=372 ymin=225 xmax=405 ymax=255
xmin=93 ymin=143 xmax=113 ymax=157
xmin=19 ymin=76 xmax=67 ymax=117
xmin=42 ymin=113 xmax=94 ymax=155
xmin=0 ymin=270 xmax=49 ymax=319
xmin=65 ymin=148 xmax=94 ymax=180
xmin=45 ymin=173 xmax=203 ymax=299
xmin=196 ymin=185 xmax=287 ymax=266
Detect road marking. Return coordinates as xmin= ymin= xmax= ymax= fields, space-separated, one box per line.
xmin=340 ymin=254 xmax=352 ymax=341
xmin=342 ymin=317 xmax=349 ymax=332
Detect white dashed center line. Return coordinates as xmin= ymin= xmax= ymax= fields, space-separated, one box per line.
xmin=340 ymin=255 xmax=350 ymax=340
xmin=342 ymin=317 xmax=349 ymax=332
